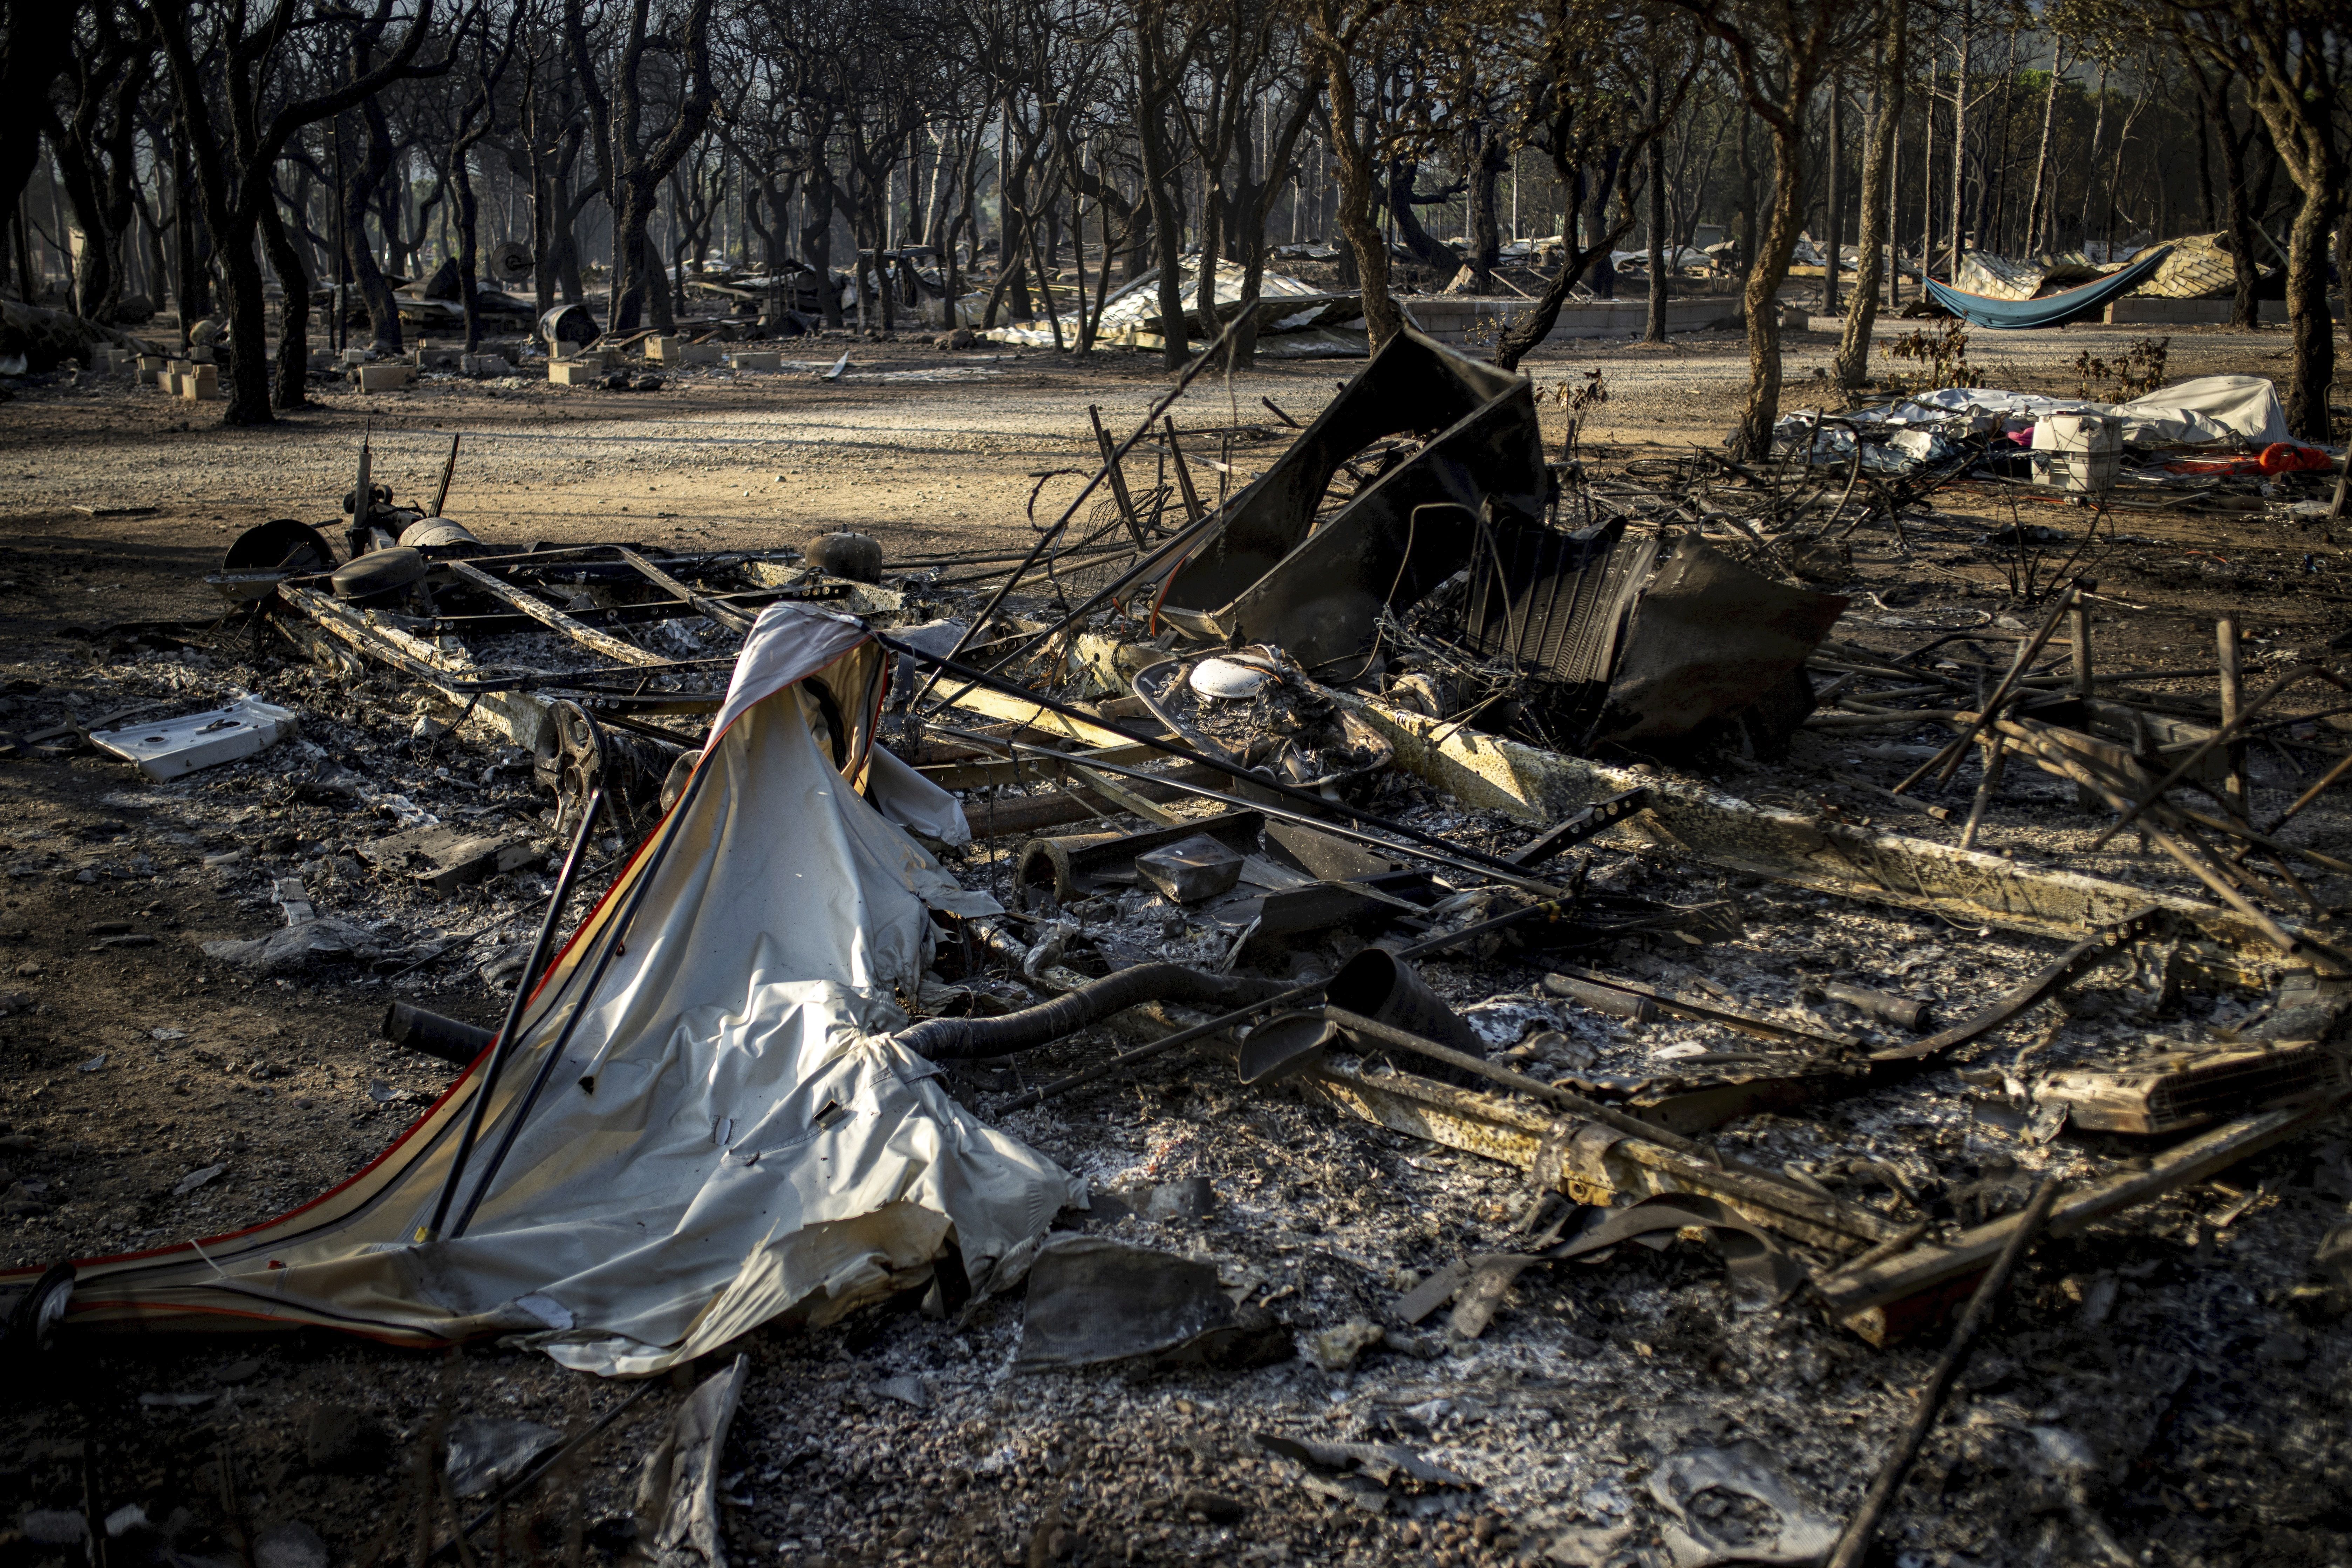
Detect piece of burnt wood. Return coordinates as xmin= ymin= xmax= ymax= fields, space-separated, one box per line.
xmin=446 ymin=560 xmax=665 ymax=667
xmin=1163 ymin=415 xmax=1207 ymax=523
xmin=1823 ymin=1179 xmax=2063 ymax=1568
xmin=1090 ymin=404 xmax=1146 ymax=548
xmin=1816 ymin=1091 xmax=2352 ymax=1344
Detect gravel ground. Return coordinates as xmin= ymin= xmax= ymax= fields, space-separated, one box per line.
xmin=4 ymin=319 xmax=2350 ymax=1568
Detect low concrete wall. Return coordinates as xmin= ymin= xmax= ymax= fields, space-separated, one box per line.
xmin=2100 ymin=296 xmax=2329 ymax=326
xmin=1402 ymin=295 xmax=1735 ymax=343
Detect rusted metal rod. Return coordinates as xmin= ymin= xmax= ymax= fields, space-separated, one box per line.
xmin=1823 ymin=1178 xmax=2063 ymax=1568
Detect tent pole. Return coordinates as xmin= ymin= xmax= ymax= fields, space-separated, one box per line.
xmin=451 ymin=755 xmax=727 ymax=1238
xmin=416 ymin=790 xmax=605 ymax=1244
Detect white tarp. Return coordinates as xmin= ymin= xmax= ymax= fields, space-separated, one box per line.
xmin=11 ymin=604 xmax=1077 ymax=1374
xmin=1829 ymin=374 xmax=2292 ymax=449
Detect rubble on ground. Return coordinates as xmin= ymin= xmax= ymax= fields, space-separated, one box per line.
xmin=4 ymin=327 xmax=2349 ymax=1568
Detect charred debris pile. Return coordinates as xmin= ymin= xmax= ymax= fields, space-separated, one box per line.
xmin=8 ymin=327 xmax=2352 ymax=1567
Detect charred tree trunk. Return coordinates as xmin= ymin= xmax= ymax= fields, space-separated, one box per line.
xmin=2020 ymin=39 xmax=2066 ymax=254
xmin=1468 ymin=123 xmax=1504 ymax=292
xmin=1724 ymin=123 xmax=1809 ymax=459
xmin=1134 ymin=12 xmax=1193 ymax=368
xmin=2274 ymin=169 xmax=2343 ymax=442
xmin=1310 ymin=0 xmax=1397 ymax=350
xmin=258 ymin=193 xmax=310 ymax=408
xmin=1837 ymin=1 xmax=1903 ymax=389
xmin=1643 ymin=73 xmax=1667 ymax=342
xmin=339 ymin=100 xmax=402 ymax=351
xmin=171 ymin=138 xmax=209 ymax=340
xmin=1385 ymin=159 xmax=1463 ymax=276
xmin=47 ymin=116 xmax=116 ymax=322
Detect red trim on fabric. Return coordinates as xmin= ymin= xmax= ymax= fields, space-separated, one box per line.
xmin=1145 ymin=547 xmax=1198 ymax=636
xmin=61 ymin=1299 xmax=452 ymax=1346
xmin=0 ymin=620 xmax=880 ymax=1290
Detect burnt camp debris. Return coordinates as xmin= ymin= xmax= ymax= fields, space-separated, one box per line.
xmin=5 ymin=330 xmax=2351 ymax=1568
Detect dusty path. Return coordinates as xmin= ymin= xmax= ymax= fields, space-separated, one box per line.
xmin=0 ymin=320 xmax=2306 ymax=593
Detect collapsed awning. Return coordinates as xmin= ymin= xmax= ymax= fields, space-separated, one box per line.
xmin=6 ymin=605 xmax=1078 ymax=1375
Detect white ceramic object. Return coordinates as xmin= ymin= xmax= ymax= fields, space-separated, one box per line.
xmin=1189 ymin=656 xmax=1276 ymax=701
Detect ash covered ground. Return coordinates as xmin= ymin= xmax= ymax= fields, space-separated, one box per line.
xmin=4 ymin=337 xmax=2351 ymax=1568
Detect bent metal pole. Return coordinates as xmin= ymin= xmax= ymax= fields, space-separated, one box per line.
xmin=907 ymin=305 xmax=1256 ymax=714
xmin=416 ymin=788 xmax=605 ymax=1245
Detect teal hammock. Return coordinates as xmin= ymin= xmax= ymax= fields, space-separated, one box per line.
xmin=1924 ymin=246 xmax=2173 ymax=330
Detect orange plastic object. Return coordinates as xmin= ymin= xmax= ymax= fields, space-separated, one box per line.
xmin=2259 ymin=442 xmax=2331 ymax=475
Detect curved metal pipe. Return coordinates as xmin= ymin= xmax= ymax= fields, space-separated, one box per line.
xmin=897 ymin=963 xmax=1292 ymax=1061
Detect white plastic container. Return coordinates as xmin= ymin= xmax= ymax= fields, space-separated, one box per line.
xmin=2031 ymin=412 xmax=2122 ymax=492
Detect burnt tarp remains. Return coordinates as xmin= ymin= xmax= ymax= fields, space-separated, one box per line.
xmin=1446 ymin=520 xmax=1848 ymax=755
xmin=1130 ymin=327 xmax=1550 ymax=678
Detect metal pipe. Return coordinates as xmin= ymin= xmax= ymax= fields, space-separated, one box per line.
xmin=1823 ymin=1179 xmax=2063 ymax=1568
xmin=416 ymin=790 xmax=604 ymax=1244
xmin=451 ymin=755 xmax=724 ymax=1238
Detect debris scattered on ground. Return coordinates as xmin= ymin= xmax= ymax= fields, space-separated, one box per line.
xmin=5 ymin=327 xmax=2348 ymax=1568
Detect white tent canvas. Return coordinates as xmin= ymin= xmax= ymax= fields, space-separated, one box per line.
xmin=11 ymin=606 xmax=1079 ymax=1375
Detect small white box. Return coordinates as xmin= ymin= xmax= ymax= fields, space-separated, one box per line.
xmin=90 ymin=697 xmax=298 ymax=781
xmin=2032 ymin=412 xmax=2122 ymax=492
xmin=2033 ymin=411 xmax=2122 ymax=456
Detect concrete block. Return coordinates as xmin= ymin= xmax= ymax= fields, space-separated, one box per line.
xmin=549 ymin=359 xmax=605 ymax=386
xmin=650 ymin=338 xmax=723 ymax=365
xmin=178 ymin=364 xmax=220 ymax=400
xmin=725 ymin=350 xmax=783 ymax=372
xmin=352 ymin=362 xmax=413 ymax=392
xmin=340 ymin=348 xmax=371 ymax=367
xmin=459 ymin=353 xmax=513 ymax=377
xmin=358 ymin=824 xmax=537 ymax=894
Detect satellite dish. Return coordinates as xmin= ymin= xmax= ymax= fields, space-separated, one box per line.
xmin=489 ymin=240 xmax=534 ymax=282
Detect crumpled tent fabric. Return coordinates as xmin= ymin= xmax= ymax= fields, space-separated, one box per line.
xmin=4 ymin=604 xmax=1076 ymax=1375
xmin=1821 ymin=375 xmax=2291 ymax=449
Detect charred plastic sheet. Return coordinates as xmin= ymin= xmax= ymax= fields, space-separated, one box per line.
xmin=1133 ymin=328 xmax=1549 ymax=677
xmin=1452 ymin=521 xmax=1848 ymax=754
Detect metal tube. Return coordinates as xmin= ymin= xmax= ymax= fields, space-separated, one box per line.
xmin=451 ymin=755 xmax=723 ymax=1238
xmin=416 ymin=789 xmax=604 ymax=1244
